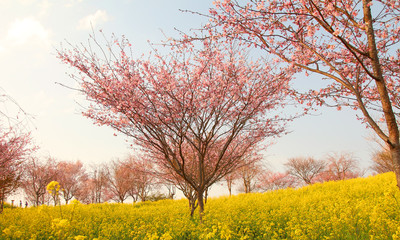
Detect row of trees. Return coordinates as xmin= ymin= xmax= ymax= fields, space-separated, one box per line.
xmin=18 ymin=155 xmax=161 ymax=206
xmin=57 ymin=0 xmax=400 ymax=218
xmin=224 ymin=152 xmax=366 ymax=195
xmin=15 ymin=149 xmax=387 ymax=206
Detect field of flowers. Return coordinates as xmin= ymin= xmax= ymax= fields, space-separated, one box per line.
xmin=1 ymin=172 xmax=400 ymax=240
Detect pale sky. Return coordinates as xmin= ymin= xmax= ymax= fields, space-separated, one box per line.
xmin=1 ymin=0 xmax=376 ymax=181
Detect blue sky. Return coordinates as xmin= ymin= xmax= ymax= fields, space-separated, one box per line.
xmin=1 ymin=0 xmax=376 ymax=180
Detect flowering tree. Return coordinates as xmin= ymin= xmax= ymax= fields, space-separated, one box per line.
xmin=0 ymin=88 xmax=34 ymax=212
xmin=236 ymin=151 xmax=263 ymax=193
xmin=21 ymin=157 xmax=58 ymax=206
xmin=56 ymin=160 xmax=87 ymax=204
xmin=73 ymin=177 xmax=93 ymax=204
xmin=75 ymin=164 xmax=109 ymax=204
xmin=0 ymin=129 xmax=32 ymax=212
xmin=104 ymin=159 xmax=132 ymax=203
xmin=371 ymin=145 xmax=395 ymax=174
xmin=223 ymin=171 xmax=239 ymax=196
xmin=126 ymin=156 xmax=157 ymax=202
xmin=163 ymin=183 xmax=176 ymax=200
xmin=58 ymin=35 xmax=290 ymax=216
xmin=284 ymin=157 xmax=326 ymax=185
xmin=257 ymin=171 xmax=297 ymax=191
xmin=208 ymin=0 xmax=400 ymax=187
xmin=318 ymin=152 xmax=363 ymax=181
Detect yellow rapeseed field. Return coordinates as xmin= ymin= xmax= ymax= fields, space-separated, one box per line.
xmin=1 ymin=172 xmax=400 ymax=239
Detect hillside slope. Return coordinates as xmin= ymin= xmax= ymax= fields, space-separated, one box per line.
xmin=1 ymin=173 xmax=399 ymax=239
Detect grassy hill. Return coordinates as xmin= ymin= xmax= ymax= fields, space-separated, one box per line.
xmin=1 ymin=173 xmax=400 ymax=239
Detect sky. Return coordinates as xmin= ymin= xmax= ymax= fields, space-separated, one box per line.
xmin=1 ymin=0 xmax=379 ymax=196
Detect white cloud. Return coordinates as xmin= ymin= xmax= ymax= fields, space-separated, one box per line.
xmin=65 ymin=0 xmax=83 ymax=7
xmin=77 ymin=10 xmax=110 ymax=30
xmin=6 ymin=18 xmax=49 ymax=46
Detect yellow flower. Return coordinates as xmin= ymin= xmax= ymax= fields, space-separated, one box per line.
xmin=74 ymin=235 xmax=87 ymax=240
xmin=46 ymin=181 xmax=61 ymax=194
xmin=2 ymin=228 xmax=11 ymax=236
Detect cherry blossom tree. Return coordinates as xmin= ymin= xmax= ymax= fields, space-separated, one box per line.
xmin=163 ymin=183 xmax=176 ymax=200
xmin=223 ymin=171 xmax=239 ymax=196
xmin=318 ymin=152 xmax=364 ymax=181
xmin=284 ymin=157 xmax=326 ymax=185
xmin=236 ymin=151 xmax=263 ymax=193
xmin=258 ymin=171 xmax=297 ymax=191
xmin=58 ymin=35 xmax=290 ymax=217
xmin=76 ymin=164 xmax=109 ymax=204
xmin=74 ymin=176 xmax=93 ymax=204
xmin=0 ymin=88 xmax=34 ymax=212
xmin=371 ymin=142 xmax=396 ymax=174
xmin=0 ymin=129 xmax=32 ymax=212
xmin=208 ymin=0 xmax=400 ymax=187
xmin=21 ymin=157 xmax=58 ymax=206
xmin=127 ymin=156 xmax=157 ymax=202
xmin=104 ymin=159 xmax=132 ymax=203
xmin=56 ymin=160 xmax=87 ymax=204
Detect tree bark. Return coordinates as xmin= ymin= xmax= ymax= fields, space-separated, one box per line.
xmin=197 ymin=190 xmax=205 ymax=222
xmin=189 ymin=199 xmax=198 ymax=217
xmin=391 ymin=146 xmax=400 ymax=188
xmin=0 ymin=191 xmax=4 ymax=213
xmin=363 ymin=0 xmax=400 ymax=188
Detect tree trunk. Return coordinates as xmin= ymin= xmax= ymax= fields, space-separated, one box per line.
xmin=0 ymin=194 xmax=4 ymax=213
xmin=363 ymin=0 xmax=400 ymax=188
xmin=189 ymin=199 xmax=198 ymax=217
xmin=197 ymin=190 xmax=205 ymax=221
xmin=390 ymin=146 xmax=400 ymax=189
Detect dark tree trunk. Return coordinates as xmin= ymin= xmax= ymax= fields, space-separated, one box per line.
xmin=363 ymin=0 xmax=400 ymax=188
xmin=197 ymin=190 xmax=205 ymax=221
xmin=0 ymin=194 xmax=4 ymax=213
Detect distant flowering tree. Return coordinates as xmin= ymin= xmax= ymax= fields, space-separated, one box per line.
xmin=223 ymin=171 xmax=239 ymax=196
xmin=258 ymin=171 xmax=297 ymax=191
xmin=371 ymin=142 xmax=396 ymax=174
xmin=236 ymin=151 xmax=263 ymax=193
xmin=21 ymin=157 xmax=58 ymax=206
xmin=0 ymin=129 xmax=32 ymax=213
xmin=56 ymin=160 xmax=87 ymax=204
xmin=75 ymin=164 xmax=108 ymax=204
xmin=0 ymin=89 xmax=34 ymax=213
xmin=318 ymin=152 xmax=363 ymax=181
xmin=58 ymin=34 xmax=291 ymax=217
xmin=285 ymin=157 xmax=326 ymax=185
xmin=127 ymin=156 xmax=157 ymax=202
